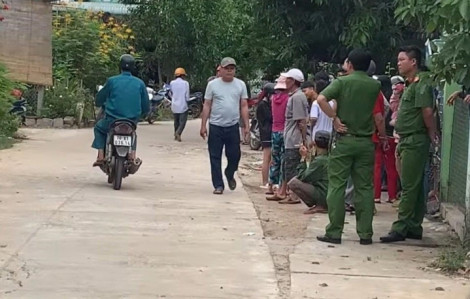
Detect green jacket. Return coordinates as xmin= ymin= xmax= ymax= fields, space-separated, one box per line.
xmin=296 ymin=154 xmax=328 ymax=200
xmin=96 ymin=71 xmax=150 ymax=120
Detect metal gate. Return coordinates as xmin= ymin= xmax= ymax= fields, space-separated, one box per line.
xmin=447 ymin=99 xmax=469 ymax=211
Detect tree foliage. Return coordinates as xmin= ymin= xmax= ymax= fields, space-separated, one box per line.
xmin=395 ymin=0 xmax=470 ymax=87
xmin=124 ymin=0 xmax=256 ymax=89
xmin=0 ymin=64 xmax=19 ymax=137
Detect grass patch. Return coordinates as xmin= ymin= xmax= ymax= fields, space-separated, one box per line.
xmin=0 ymin=136 xmax=15 ymax=150
xmin=430 ymin=243 xmax=469 ymax=274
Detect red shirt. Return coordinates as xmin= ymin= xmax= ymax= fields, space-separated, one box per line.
xmin=372 ymin=92 xmax=385 ymax=143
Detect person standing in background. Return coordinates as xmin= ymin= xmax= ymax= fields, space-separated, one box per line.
xmin=201 ymin=57 xmax=249 ymax=195
xmin=170 ymin=67 xmax=190 ymax=142
xmin=257 ymin=83 xmax=275 ymax=189
xmin=266 ymin=76 xmax=289 ymax=199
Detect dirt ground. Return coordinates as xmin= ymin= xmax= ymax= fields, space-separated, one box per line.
xmin=238 ymin=147 xmax=312 ymax=298
xmin=238 ymin=146 xmax=469 ymax=299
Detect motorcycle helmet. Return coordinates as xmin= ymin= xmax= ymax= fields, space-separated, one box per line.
xmin=263 ymin=83 xmax=276 ymax=96
xmin=174 ymin=67 xmax=187 ymax=77
xmin=120 ymin=54 xmax=135 ymax=72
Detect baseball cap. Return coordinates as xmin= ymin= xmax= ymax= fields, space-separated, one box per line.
xmin=274 ymin=76 xmax=287 ymax=90
xmin=391 ymin=75 xmax=405 ymax=85
xmin=220 ymin=57 xmax=236 ymax=67
xmin=281 ymin=68 xmax=305 ymax=83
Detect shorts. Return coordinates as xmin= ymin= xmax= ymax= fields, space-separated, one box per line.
xmin=260 ymin=128 xmax=272 ymax=148
xmin=284 ymin=148 xmax=301 ymax=183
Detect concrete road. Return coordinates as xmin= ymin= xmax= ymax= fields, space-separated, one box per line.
xmin=0 ymin=121 xmax=278 ymax=298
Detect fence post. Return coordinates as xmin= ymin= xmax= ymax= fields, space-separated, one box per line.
xmin=37 ymin=85 xmax=45 ymax=116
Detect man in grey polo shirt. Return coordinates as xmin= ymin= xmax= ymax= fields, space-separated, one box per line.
xmin=280 ymin=68 xmax=309 ymax=204
xmin=201 ymin=57 xmax=250 ymax=194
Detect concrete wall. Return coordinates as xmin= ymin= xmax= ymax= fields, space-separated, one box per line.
xmin=0 ymin=0 xmax=53 ymax=86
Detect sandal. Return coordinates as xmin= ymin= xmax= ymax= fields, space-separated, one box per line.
xmin=374 ymin=198 xmax=381 ymax=204
xmin=266 ymin=194 xmax=285 ymax=201
xmin=92 ymin=160 xmax=105 ymax=167
xmin=278 ymin=198 xmax=301 ymax=205
xmin=303 ymin=206 xmax=328 ymax=214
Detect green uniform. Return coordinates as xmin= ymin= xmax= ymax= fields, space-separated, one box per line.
xmin=320 ymin=71 xmax=381 ymax=240
xmin=392 ymin=74 xmax=433 ymax=237
xmin=92 ymin=71 xmax=150 ymax=150
xmin=295 ymin=154 xmax=329 ymax=207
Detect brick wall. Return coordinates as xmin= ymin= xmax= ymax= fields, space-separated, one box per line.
xmin=0 ymin=0 xmax=53 ymax=86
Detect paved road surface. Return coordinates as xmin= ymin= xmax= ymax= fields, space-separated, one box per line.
xmin=0 ymin=121 xmax=278 ymax=298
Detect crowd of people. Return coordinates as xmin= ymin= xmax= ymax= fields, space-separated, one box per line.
xmin=197 ymin=45 xmax=440 ymax=245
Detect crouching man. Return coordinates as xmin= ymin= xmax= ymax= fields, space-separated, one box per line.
xmin=288 ymin=130 xmax=330 ymax=214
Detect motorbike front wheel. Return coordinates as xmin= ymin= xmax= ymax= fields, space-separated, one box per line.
xmin=147 ymin=110 xmax=158 ymax=124
xmin=113 ymin=157 xmax=125 ymax=190
xmin=189 ymin=103 xmax=201 ymax=119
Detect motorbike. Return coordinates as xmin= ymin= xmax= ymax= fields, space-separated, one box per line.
xmin=187 ymin=91 xmax=203 ymax=118
xmin=99 ymin=119 xmax=142 ymax=190
xmin=249 ymin=117 xmax=261 ymax=150
xmin=247 ymin=96 xmax=261 ymax=150
xmin=9 ymin=98 xmax=27 ymax=125
xmin=146 ymin=84 xmax=171 ymax=124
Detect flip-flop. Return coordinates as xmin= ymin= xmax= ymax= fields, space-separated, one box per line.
xmin=278 ymin=198 xmax=301 ymax=204
xmin=92 ymin=160 xmax=105 ymax=167
xmin=266 ymin=194 xmax=285 ymax=201
xmin=265 ymin=191 xmax=275 ymax=195
xmin=303 ymin=207 xmax=328 ymax=214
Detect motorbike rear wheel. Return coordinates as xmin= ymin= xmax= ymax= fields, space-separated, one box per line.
xmin=249 ymin=136 xmax=261 ymax=151
xmin=113 ymin=157 xmax=125 ymax=190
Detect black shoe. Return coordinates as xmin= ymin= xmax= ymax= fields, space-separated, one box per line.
xmin=317 ymin=235 xmax=341 ymax=244
xmin=380 ymin=232 xmax=405 ymax=243
xmin=225 ymin=170 xmax=237 ymax=191
xmin=406 ymin=233 xmax=423 ymax=240
xmin=360 ymin=239 xmax=373 ymax=245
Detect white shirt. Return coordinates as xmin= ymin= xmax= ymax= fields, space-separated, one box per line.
xmin=310 ymin=100 xmax=334 ymax=138
xmin=170 ymin=78 xmax=190 ymax=113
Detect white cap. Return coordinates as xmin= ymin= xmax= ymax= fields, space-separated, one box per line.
xmin=281 ymin=68 xmax=304 ymax=83
xmin=391 ymin=75 xmax=405 ymax=85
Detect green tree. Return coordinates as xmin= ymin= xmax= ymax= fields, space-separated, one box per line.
xmin=251 ymin=0 xmax=411 ymax=76
xmin=124 ymin=0 xmax=256 ymax=89
xmin=395 ymin=0 xmax=470 ymax=86
xmin=0 ymin=64 xmax=19 ymax=137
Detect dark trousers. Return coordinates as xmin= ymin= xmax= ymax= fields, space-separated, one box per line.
xmin=208 ymin=124 xmax=241 ymax=189
xmin=173 ymin=111 xmax=188 ymax=136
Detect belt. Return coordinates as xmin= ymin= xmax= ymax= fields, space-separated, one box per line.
xmin=337 ymin=133 xmax=372 ymax=138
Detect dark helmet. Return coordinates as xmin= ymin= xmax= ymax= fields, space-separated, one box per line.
xmin=120 ymin=54 xmax=135 ymax=72
xmin=314 ymin=130 xmax=331 ymax=149
xmin=263 ymin=82 xmax=276 ymax=96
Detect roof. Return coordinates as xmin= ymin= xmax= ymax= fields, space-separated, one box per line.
xmin=53 ymin=2 xmax=137 ymax=15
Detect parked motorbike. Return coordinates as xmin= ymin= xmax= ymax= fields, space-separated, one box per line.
xmin=98 ymin=119 xmax=142 ymax=190
xmin=188 ymin=91 xmax=203 ymax=118
xmin=249 ymin=117 xmax=261 ymax=150
xmin=9 ymin=98 xmax=27 ymax=125
xmin=146 ymin=84 xmax=171 ymax=124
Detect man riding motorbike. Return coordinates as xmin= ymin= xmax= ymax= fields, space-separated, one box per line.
xmin=92 ymin=54 xmax=150 ymax=167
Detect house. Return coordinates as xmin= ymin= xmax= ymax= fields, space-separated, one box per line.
xmin=54 ymin=0 xmax=136 ymax=15
xmin=0 ymin=0 xmax=52 ymax=86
